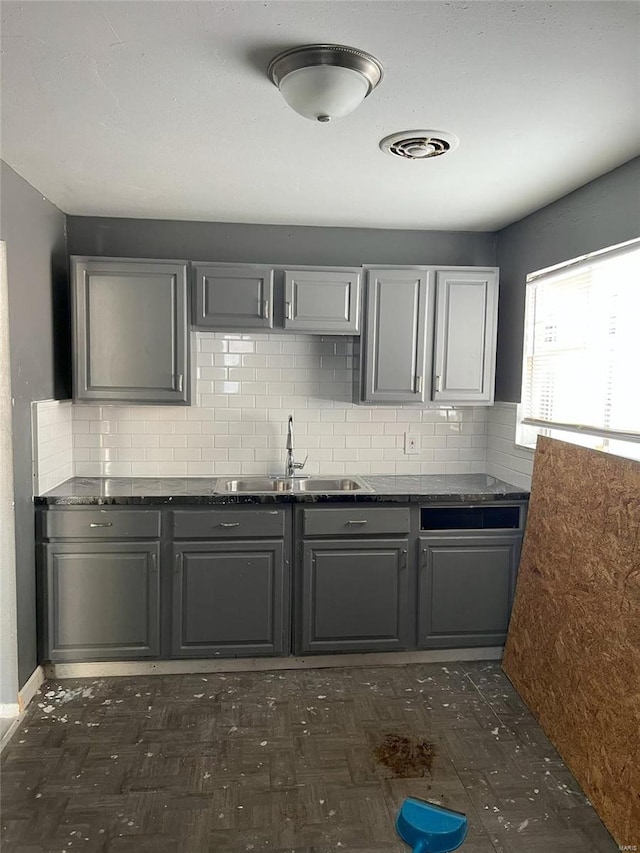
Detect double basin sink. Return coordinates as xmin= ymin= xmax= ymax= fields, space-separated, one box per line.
xmin=215 ymin=475 xmax=373 ymax=494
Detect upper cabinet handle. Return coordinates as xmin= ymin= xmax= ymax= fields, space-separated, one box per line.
xmin=262 ymin=298 xmax=270 ymax=320
xmin=285 ymin=301 xmax=293 ymax=320
xmin=435 ymin=375 xmax=442 ymax=392
xmin=219 ymin=522 xmax=240 ymax=528
xmin=176 ymin=374 xmax=184 ymax=392
xmin=415 ymin=375 xmax=423 ymax=394
xmin=89 ymin=522 xmax=113 ymax=528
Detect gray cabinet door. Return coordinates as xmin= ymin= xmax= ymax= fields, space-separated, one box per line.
xmin=361 ymin=269 xmax=433 ymax=403
xmin=193 ymin=264 xmax=274 ymax=329
xmin=418 ymin=534 xmax=521 ymax=649
xmin=44 ymin=541 xmax=160 ymax=662
xmin=172 ymin=540 xmax=288 ymax=657
xmin=72 ymin=257 xmax=189 ymax=404
xmin=284 ymin=268 xmax=361 ymax=333
xmin=299 ymin=539 xmax=410 ymax=653
xmin=432 ymin=269 xmax=499 ymax=403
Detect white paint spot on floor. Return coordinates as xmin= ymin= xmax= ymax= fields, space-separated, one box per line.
xmin=518 ymin=819 xmax=529 ymax=832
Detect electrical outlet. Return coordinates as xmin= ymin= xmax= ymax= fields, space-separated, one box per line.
xmin=404 ymin=433 xmax=419 ymax=455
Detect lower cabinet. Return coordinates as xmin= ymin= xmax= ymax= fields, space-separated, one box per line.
xmin=299 ymin=539 xmax=410 ymax=653
xmin=418 ymin=534 xmax=522 ymax=648
xmin=43 ymin=541 xmax=160 ymax=661
xmin=172 ymin=540 xmax=288 ymax=657
xmin=37 ymin=499 xmax=527 ymax=664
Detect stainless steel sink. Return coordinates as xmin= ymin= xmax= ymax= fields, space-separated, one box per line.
xmin=215 ymin=475 xmax=373 ymax=493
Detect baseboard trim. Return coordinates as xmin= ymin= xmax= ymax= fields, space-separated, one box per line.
xmin=46 ymin=647 xmax=503 ymax=679
xmin=18 ymin=665 xmax=45 ymax=712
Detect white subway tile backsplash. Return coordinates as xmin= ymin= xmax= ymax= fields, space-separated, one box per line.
xmin=485 ymin=403 xmax=533 ymax=489
xmin=22 ymin=333 xmax=524 ymax=488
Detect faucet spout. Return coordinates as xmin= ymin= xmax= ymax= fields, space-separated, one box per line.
xmin=284 ymin=415 xmax=307 ymax=478
xmin=286 ymin=415 xmax=294 ymax=451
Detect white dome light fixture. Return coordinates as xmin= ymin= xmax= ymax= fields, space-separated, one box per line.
xmin=267 ymin=44 xmax=383 ymax=123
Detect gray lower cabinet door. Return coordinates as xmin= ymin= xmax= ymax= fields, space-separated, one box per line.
xmin=44 ymin=541 xmax=160 ymax=661
xmin=284 ymin=268 xmax=361 ymax=333
xmin=172 ymin=541 xmax=288 ymax=657
xmin=418 ymin=534 xmax=522 ymax=648
xmin=432 ymin=269 xmax=499 ymax=403
xmin=193 ymin=264 xmax=274 ymax=329
xmin=299 ymin=539 xmax=410 ymax=653
xmin=72 ymin=257 xmax=189 ymax=404
xmin=361 ymin=269 xmax=433 ymax=403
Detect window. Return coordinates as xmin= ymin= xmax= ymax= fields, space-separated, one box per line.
xmin=517 ymin=239 xmax=640 ymax=461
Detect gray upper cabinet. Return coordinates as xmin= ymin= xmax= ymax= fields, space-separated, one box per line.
xmin=432 ymin=269 xmax=499 ymax=403
xmin=193 ymin=264 xmax=274 ymax=329
xmin=361 ymin=268 xmax=433 ymax=404
xmin=283 ymin=268 xmax=361 ymax=333
xmin=72 ymin=257 xmax=189 ymax=404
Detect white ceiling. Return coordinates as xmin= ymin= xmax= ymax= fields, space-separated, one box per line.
xmin=1 ymin=1 xmax=639 ymax=230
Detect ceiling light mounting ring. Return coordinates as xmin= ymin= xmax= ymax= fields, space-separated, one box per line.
xmin=268 ymin=44 xmax=384 ymax=122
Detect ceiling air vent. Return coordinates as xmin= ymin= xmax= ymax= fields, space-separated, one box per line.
xmin=380 ymin=130 xmax=459 ymax=160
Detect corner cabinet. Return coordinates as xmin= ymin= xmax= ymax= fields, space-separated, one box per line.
xmin=39 ymin=508 xmax=161 ymax=662
xmin=417 ymin=502 xmax=526 ymax=648
xmin=358 ymin=266 xmax=499 ymax=406
xmin=72 ymin=257 xmax=190 ymax=404
xmin=433 ymin=269 xmax=498 ymax=403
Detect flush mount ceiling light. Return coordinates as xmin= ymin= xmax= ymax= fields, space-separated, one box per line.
xmin=267 ymin=44 xmax=383 ymax=123
xmin=380 ymin=130 xmax=460 ymax=160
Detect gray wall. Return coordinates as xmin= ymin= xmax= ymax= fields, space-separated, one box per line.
xmin=66 ymin=217 xmax=497 ymax=268
xmin=495 ymin=156 xmax=640 ymax=402
xmin=0 ymin=161 xmax=69 ymax=688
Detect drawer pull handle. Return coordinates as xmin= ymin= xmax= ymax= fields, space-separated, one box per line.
xmin=346 ymin=519 xmax=368 ymax=525
xmin=219 ymin=522 xmax=240 ymax=528
xmin=89 ymin=522 xmax=113 ymax=528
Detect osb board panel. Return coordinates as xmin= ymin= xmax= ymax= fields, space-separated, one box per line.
xmin=503 ymin=436 xmax=640 ymax=846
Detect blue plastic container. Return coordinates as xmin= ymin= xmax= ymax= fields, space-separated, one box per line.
xmin=396 ymin=797 xmax=468 ymax=853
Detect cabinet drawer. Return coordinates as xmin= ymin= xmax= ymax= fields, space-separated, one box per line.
xmin=42 ymin=509 xmax=160 ymax=539
xmin=302 ymin=507 xmax=410 ymax=537
xmin=173 ymin=508 xmax=285 ymax=539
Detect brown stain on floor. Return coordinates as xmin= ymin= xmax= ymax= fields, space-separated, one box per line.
xmin=373 ymin=733 xmax=436 ymax=778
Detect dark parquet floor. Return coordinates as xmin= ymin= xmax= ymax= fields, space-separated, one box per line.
xmin=0 ymin=662 xmax=618 ymax=852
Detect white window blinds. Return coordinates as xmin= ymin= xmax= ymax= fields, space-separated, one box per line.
xmin=521 ymin=241 xmax=640 ymax=444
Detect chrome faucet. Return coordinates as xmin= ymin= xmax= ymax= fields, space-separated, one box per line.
xmin=285 ymin=415 xmax=307 ymax=478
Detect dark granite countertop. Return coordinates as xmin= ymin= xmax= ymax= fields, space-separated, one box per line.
xmin=35 ymin=474 xmax=529 ymax=506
